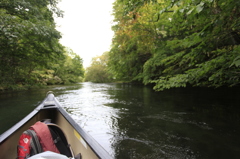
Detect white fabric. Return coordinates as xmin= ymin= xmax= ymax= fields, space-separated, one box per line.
xmin=28 ymin=151 xmax=72 ymax=159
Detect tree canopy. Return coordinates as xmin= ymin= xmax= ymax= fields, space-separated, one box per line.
xmin=0 ymin=0 xmax=84 ymax=89
xmin=108 ymin=0 xmax=240 ymax=91
xmin=85 ymin=52 xmax=113 ymax=83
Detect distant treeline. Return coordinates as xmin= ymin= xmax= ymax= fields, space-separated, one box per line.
xmin=0 ymin=0 xmax=84 ymax=90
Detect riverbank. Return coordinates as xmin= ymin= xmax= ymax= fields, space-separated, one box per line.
xmin=0 ymin=83 xmax=50 ymax=91
xmin=0 ymin=78 xmax=83 ymax=91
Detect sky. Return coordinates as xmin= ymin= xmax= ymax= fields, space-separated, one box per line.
xmin=55 ymin=0 xmax=115 ymax=68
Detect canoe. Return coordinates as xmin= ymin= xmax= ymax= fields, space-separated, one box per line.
xmin=0 ymin=92 xmax=112 ymax=159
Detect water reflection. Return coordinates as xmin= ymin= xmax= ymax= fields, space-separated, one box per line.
xmin=1 ymin=83 xmax=240 ymax=158
xmin=57 ymin=83 xmax=119 ymax=156
xmin=105 ymin=84 xmax=240 ymax=158
xmin=0 ymin=84 xmax=83 ymax=133
xmin=55 ymin=83 xmax=240 ymax=159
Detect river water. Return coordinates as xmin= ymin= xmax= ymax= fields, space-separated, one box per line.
xmin=0 ymin=82 xmax=240 ymax=158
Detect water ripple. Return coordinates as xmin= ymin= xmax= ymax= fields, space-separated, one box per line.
xmin=144 ymin=111 xmax=212 ymax=130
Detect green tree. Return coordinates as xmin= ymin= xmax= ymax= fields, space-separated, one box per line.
xmin=109 ymin=0 xmax=240 ymax=91
xmin=145 ymin=0 xmax=240 ymax=90
xmin=109 ymin=1 xmax=159 ymax=82
xmin=31 ymin=48 xmax=85 ymax=85
xmin=53 ymin=48 xmax=85 ymax=84
xmin=85 ymin=52 xmax=113 ymax=83
xmin=0 ymin=0 xmax=63 ymax=88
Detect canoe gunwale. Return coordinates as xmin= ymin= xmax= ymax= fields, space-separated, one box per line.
xmin=53 ymin=96 xmax=112 ymax=159
xmin=0 ymin=105 xmax=42 ymax=143
xmin=0 ymin=93 xmax=53 ymax=143
xmin=0 ymin=93 xmax=112 ymax=159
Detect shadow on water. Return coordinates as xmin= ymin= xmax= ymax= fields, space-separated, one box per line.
xmin=105 ymin=85 xmax=240 ymax=159
xmin=1 ymin=83 xmax=239 ymax=159
xmin=0 ymin=84 xmax=83 ymax=134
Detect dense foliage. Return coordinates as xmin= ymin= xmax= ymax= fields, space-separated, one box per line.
xmin=35 ymin=48 xmax=84 ymax=85
xmin=85 ymin=52 xmax=113 ymax=83
xmin=108 ymin=0 xmax=240 ymax=91
xmin=0 ymin=0 xmax=84 ymax=89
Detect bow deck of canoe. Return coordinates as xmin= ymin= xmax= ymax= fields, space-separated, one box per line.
xmin=0 ymin=92 xmax=112 ymax=159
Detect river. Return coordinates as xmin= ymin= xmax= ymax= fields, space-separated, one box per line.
xmin=0 ymin=82 xmax=239 ymax=158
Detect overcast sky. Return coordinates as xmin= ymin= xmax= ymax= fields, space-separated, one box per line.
xmin=55 ymin=0 xmax=115 ymax=68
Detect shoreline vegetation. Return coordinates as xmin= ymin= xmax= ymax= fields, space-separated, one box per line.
xmin=1 ymin=0 xmax=240 ymax=92
xmin=86 ymin=1 xmax=240 ymax=91
xmin=0 ymin=1 xmax=84 ymax=91
xmin=105 ymin=0 xmax=240 ymax=91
